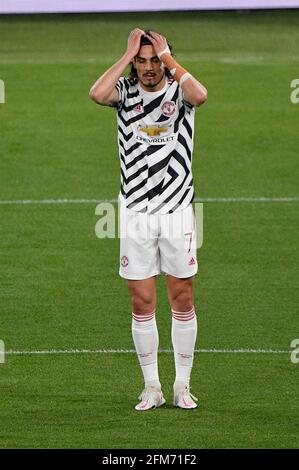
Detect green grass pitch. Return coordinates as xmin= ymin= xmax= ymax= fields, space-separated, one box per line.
xmin=0 ymin=10 xmax=298 ymax=448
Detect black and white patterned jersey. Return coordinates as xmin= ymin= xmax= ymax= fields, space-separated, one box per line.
xmin=115 ymin=76 xmax=196 ymax=214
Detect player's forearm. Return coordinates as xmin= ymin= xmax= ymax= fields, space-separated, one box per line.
xmin=160 ymin=53 xmax=208 ymax=107
xmin=89 ymin=52 xmax=132 ymax=104
xmin=181 ymin=75 xmax=208 ymax=107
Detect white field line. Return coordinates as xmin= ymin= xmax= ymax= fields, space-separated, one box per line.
xmin=1 ymin=56 xmax=299 ymax=65
xmin=0 ymin=197 xmax=299 ymax=205
xmin=5 ymin=348 xmax=291 ymax=356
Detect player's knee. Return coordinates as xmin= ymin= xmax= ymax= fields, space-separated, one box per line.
xmin=170 ymin=289 xmax=193 ymax=312
xmin=131 ymin=294 xmax=155 ymax=315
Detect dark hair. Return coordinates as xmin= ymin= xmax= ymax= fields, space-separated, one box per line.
xmin=128 ymin=30 xmax=173 ymax=84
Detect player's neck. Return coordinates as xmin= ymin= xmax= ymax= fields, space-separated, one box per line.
xmin=139 ymin=75 xmax=166 ymax=93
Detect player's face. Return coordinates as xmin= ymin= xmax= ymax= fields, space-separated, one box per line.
xmin=134 ymin=45 xmax=165 ymax=90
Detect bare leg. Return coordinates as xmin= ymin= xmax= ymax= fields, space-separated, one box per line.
xmin=166 ymin=275 xmax=194 ymax=312
xmin=127 ymin=276 xmax=157 ymax=314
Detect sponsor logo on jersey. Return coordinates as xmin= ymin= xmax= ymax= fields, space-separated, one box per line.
xmin=162 ymin=101 xmax=176 ymax=116
xmin=136 ymin=125 xmax=174 ymax=144
xmin=136 ymin=135 xmax=174 ymax=144
xmin=139 ymin=125 xmax=169 ymax=137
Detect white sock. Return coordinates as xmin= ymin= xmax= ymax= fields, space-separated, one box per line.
xmin=171 ymin=306 xmax=197 ymax=389
xmin=132 ymin=311 xmax=161 ymax=390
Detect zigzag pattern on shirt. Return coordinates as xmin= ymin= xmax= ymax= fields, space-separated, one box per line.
xmin=115 ymin=77 xmax=195 ymax=214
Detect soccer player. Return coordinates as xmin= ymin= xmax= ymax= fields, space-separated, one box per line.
xmin=90 ymin=29 xmax=207 ymax=410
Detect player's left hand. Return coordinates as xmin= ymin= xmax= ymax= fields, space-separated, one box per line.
xmin=146 ymin=31 xmax=170 ymax=59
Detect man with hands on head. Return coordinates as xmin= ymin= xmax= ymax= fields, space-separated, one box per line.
xmin=90 ymin=28 xmax=207 ymax=103
xmin=90 ymin=29 xmax=207 ymax=411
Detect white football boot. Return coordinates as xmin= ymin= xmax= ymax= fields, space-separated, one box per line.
xmin=135 ymin=386 xmax=166 ymax=411
xmin=173 ymin=385 xmax=198 ymax=409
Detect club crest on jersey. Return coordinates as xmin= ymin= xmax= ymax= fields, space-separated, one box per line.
xmin=134 ymin=103 xmax=143 ymax=113
xmin=162 ymin=101 xmax=176 ymax=116
xmin=121 ymin=256 xmax=129 ymax=267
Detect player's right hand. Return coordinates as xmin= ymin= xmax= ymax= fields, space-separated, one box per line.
xmin=126 ymin=29 xmax=145 ymax=59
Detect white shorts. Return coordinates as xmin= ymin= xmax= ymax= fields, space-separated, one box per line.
xmin=119 ymin=202 xmax=198 ymax=280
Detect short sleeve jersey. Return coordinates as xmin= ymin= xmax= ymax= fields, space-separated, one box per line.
xmin=115 ymin=76 xmax=196 ymax=214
